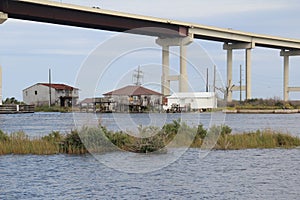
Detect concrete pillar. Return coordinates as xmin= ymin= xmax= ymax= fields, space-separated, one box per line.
xmin=227 ymin=49 xmax=233 ymax=102
xmin=0 ymin=12 xmax=8 ymax=24
xmin=245 ymin=48 xmax=252 ymax=99
xmin=179 ymin=44 xmax=188 ymax=92
xmin=283 ymin=55 xmax=289 ymax=101
xmin=156 ymin=35 xmax=193 ymax=96
xmin=162 ymin=45 xmax=170 ymax=96
xmin=0 ymin=66 xmax=2 ymax=105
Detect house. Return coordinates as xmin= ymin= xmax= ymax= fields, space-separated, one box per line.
xmin=79 ymin=97 xmax=114 ymax=112
xmin=103 ymin=85 xmax=163 ymax=112
xmin=165 ymin=92 xmax=217 ymax=112
xmin=23 ymin=83 xmax=79 ymax=107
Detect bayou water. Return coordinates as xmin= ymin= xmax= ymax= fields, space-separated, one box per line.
xmin=0 ymin=112 xmax=299 ymax=199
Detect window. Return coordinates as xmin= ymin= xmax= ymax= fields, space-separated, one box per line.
xmin=35 ymin=91 xmax=37 ymax=95
xmin=25 ymin=91 xmax=28 ymax=96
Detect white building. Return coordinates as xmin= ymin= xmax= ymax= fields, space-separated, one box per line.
xmin=23 ymin=83 xmax=79 ymax=107
xmin=165 ymin=92 xmax=217 ymax=112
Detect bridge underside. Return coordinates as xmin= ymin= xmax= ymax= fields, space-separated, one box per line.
xmin=0 ymin=0 xmax=188 ymax=38
xmin=1 ymin=0 xmax=300 ymax=101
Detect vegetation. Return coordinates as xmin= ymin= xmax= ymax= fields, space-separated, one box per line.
xmin=2 ymin=97 xmax=24 ymax=105
xmin=215 ymin=129 xmax=300 ymax=150
xmin=34 ymin=105 xmax=72 ymax=112
xmin=224 ymin=98 xmax=300 ymax=110
xmin=0 ymin=121 xmax=300 ymax=155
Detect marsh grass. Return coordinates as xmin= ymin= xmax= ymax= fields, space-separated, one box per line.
xmin=214 ymin=129 xmax=300 ymax=150
xmin=0 ymin=122 xmax=300 ymax=155
xmin=0 ymin=131 xmax=59 ymax=155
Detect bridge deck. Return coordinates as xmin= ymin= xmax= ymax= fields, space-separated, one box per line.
xmin=0 ymin=0 xmax=300 ymax=50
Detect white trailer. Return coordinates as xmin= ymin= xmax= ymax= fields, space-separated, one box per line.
xmin=165 ymin=92 xmax=217 ymax=112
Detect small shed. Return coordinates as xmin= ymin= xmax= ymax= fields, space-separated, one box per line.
xmin=165 ymin=92 xmax=217 ymax=112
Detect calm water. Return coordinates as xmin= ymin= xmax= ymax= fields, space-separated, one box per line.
xmin=0 ymin=112 xmax=300 ymax=199
xmin=0 ymin=112 xmax=300 ymax=136
xmin=0 ymin=149 xmax=299 ymax=199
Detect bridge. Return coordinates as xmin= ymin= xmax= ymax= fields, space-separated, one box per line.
xmin=1 ymin=0 xmax=300 ymax=101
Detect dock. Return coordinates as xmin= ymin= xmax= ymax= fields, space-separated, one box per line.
xmin=0 ymin=105 xmax=35 ymax=114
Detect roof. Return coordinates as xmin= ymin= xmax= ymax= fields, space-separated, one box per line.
xmin=80 ymin=98 xmax=95 ymax=104
xmin=103 ymin=85 xmax=162 ymax=96
xmin=168 ymin=92 xmax=215 ymax=99
xmin=39 ymin=83 xmax=78 ymax=90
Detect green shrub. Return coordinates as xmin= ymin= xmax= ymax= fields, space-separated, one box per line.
xmin=197 ymin=124 xmax=207 ymax=139
xmin=59 ymin=130 xmax=87 ymax=154
xmin=42 ymin=131 xmax=62 ymax=143
xmin=0 ymin=130 xmax=9 ymax=142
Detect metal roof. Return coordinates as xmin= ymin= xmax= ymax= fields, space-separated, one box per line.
xmin=40 ymin=83 xmax=78 ymax=90
xmin=168 ymin=92 xmax=215 ymax=99
xmin=103 ymin=85 xmax=162 ymax=96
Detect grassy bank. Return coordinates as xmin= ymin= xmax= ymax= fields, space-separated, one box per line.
xmin=34 ymin=105 xmax=72 ymax=113
xmin=224 ymin=98 xmax=300 ymax=110
xmin=0 ymin=121 xmax=300 ymax=155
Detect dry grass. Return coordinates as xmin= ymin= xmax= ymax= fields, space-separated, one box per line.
xmin=213 ymin=129 xmax=300 ymax=150
xmin=1 ymin=123 xmax=300 ymax=155
xmin=0 ymin=132 xmax=59 ymax=155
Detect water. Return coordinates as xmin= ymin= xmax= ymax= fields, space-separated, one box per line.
xmin=0 ymin=112 xmax=300 ymax=199
xmin=0 ymin=112 xmax=300 ymax=136
xmin=0 ymin=149 xmax=299 ymax=199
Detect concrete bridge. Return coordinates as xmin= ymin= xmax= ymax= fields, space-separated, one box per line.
xmin=1 ymin=0 xmax=300 ymax=101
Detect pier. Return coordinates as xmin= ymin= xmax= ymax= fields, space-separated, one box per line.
xmin=0 ymin=104 xmax=34 ymax=114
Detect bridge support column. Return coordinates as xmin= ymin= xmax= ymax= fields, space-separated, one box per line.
xmin=226 ymin=49 xmax=233 ymax=102
xmin=223 ymin=42 xmax=255 ymax=101
xmin=156 ymin=35 xmax=193 ymax=96
xmin=0 ymin=12 xmax=7 ymax=24
xmin=280 ymin=50 xmax=300 ymax=101
xmin=0 ymin=66 xmax=2 ymax=105
xmin=161 ymin=45 xmax=170 ymax=96
xmin=246 ymin=48 xmax=252 ymax=99
xmin=283 ymin=55 xmax=289 ymax=101
xmin=179 ymin=44 xmax=188 ymax=92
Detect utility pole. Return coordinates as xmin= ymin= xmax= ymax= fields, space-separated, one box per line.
xmin=133 ymin=66 xmax=143 ymax=86
xmin=239 ymin=64 xmax=242 ymax=103
xmin=206 ymin=68 xmax=209 ymax=92
xmin=49 ymin=68 xmax=52 ymax=107
xmin=213 ymin=65 xmax=216 ymax=93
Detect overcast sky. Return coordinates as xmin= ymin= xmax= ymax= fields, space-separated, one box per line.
xmin=1 ymin=0 xmax=300 ymax=101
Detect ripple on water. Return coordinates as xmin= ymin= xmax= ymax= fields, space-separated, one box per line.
xmin=0 ymin=149 xmax=299 ymax=199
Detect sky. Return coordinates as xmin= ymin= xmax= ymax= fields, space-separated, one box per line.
xmin=1 ymin=0 xmax=300 ymax=101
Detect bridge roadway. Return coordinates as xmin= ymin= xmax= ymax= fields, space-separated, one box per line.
xmin=1 ymin=0 xmax=300 ymax=101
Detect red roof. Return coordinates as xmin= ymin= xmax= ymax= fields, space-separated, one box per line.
xmin=80 ymin=98 xmax=95 ymax=104
xmin=40 ymin=83 xmax=78 ymax=90
xmin=103 ymin=85 xmax=162 ymax=96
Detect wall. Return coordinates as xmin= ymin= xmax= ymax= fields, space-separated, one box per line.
xmin=167 ymin=93 xmax=217 ymax=110
xmin=23 ymin=84 xmax=56 ymax=106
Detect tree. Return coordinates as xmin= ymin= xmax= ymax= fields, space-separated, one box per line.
xmin=2 ymin=97 xmax=22 ymax=105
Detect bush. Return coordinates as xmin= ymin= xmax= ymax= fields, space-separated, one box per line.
xmin=221 ymin=125 xmax=232 ymax=136
xmin=59 ymin=130 xmax=87 ymax=154
xmin=42 ymin=131 xmax=62 ymax=143
xmin=196 ymin=124 xmax=207 ymax=139
xmin=0 ymin=130 xmax=9 ymax=142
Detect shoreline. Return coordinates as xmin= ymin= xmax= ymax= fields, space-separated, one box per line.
xmin=223 ymin=109 xmax=300 ymax=114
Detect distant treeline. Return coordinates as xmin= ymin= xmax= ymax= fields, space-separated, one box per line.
xmin=223 ymin=98 xmax=300 ymax=110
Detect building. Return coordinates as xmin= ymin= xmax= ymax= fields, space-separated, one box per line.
xmin=79 ymin=97 xmax=114 ymax=112
xmin=23 ymin=83 xmax=79 ymax=107
xmin=103 ymin=85 xmax=163 ymax=112
xmin=165 ymin=92 xmax=217 ymax=112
